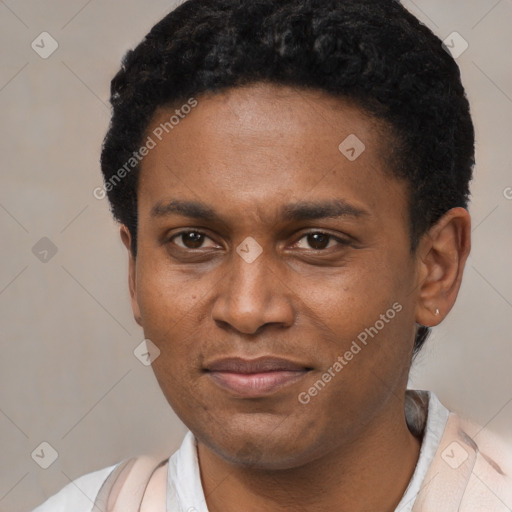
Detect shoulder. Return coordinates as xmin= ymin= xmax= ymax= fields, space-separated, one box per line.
xmin=31 ymin=462 xmax=119 ymax=512
xmin=457 ymin=415 xmax=512 ymax=510
xmin=425 ymin=411 xmax=512 ymax=511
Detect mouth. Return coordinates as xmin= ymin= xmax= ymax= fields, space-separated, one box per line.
xmin=204 ymin=356 xmax=312 ymax=397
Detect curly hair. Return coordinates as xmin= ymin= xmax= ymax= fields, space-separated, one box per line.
xmin=100 ymin=0 xmax=475 ymax=355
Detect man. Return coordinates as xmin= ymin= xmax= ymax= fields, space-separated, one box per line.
xmin=33 ymin=0 xmax=512 ymax=510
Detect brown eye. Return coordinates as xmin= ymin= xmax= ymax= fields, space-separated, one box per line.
xmin=171 ymin=231 xmax=216 ymax=249
xmin=307 ymin=233 xmax=330 ymax=249
xmin=295 ymin=232 xmax=348 ymax=250
xmin=182 ymin=232 xmax=204 ymax=248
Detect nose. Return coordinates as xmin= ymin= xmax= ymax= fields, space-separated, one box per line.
xmin=211 ymin=247 xmax=295 ymax=335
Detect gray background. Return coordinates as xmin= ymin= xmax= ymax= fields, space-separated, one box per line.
xmin=0 ymin=1 xmax=511 ymax=511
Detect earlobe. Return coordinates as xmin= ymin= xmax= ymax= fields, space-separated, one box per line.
xmin=414 ymin=207 xmax=471 ymax=327
xmin=120 ymin=225 xmax=143 ymax=327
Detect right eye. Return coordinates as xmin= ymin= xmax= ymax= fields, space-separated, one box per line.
xmin=168 ymin=230 xmax=219 ymax=250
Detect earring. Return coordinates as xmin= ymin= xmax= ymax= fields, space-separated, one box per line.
xmin=434 ymin=308 xmax=440 ymax=316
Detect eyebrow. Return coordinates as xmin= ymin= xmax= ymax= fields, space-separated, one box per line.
xmin=150 ymin=198 xmax=369 ymax=222
xmin=281 ymin=200 xmax=368 ymax=221
xmin=151 ymin=200 xmax=216 ymax=220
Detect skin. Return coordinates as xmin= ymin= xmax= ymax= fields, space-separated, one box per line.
xmin=120 ymin=83 xmax=471 ymax=512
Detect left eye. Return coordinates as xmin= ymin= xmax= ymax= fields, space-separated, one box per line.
xmin=294 ymin=232 xmax=346 ymax=250
xmin=170 ymin=231 xmax=217 ymax=249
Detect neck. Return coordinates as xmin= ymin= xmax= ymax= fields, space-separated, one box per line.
xmin=197 ymin=400 xmax=422 ymax=512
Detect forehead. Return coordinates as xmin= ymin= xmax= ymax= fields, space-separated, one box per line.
xmin=137 ymin=83 xmax=408 ymax=228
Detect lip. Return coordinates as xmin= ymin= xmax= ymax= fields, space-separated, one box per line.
xmin=205 ymin=356 xmax=311 ymax=397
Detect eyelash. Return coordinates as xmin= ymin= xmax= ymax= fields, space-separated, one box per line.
xmin=167 ymin=230 xmax=350 ymax=251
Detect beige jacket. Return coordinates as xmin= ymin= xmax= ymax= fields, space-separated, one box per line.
xmin=412 ymin=411 xmax=512 ymax=511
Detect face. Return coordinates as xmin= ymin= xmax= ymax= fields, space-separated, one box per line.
xmin=126 ymin=83 xmax=423 ymax=470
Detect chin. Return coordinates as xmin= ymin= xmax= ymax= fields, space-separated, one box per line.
xmin=194 ymin=417 xmax=320 ymax=470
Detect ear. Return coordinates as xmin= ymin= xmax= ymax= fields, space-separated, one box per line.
xmin=415 ymin=207 xmax=471 ymax=327
xmin=120 ymin=225 xmax=143 ymax=327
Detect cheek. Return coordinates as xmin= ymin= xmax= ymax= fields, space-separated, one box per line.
xmin=134 ymin=274 xmax=205 ymax=392
xmin=136 ymin=254 xmax=207 ymax=327
xmin=295 ymin=261 xmax=398 ymax=328
xmin=294 ymin=258 xmax=414 ymax=377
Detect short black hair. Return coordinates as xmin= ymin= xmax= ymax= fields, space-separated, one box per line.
xmin=100 ymin=0 xmax=475 ymax=355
